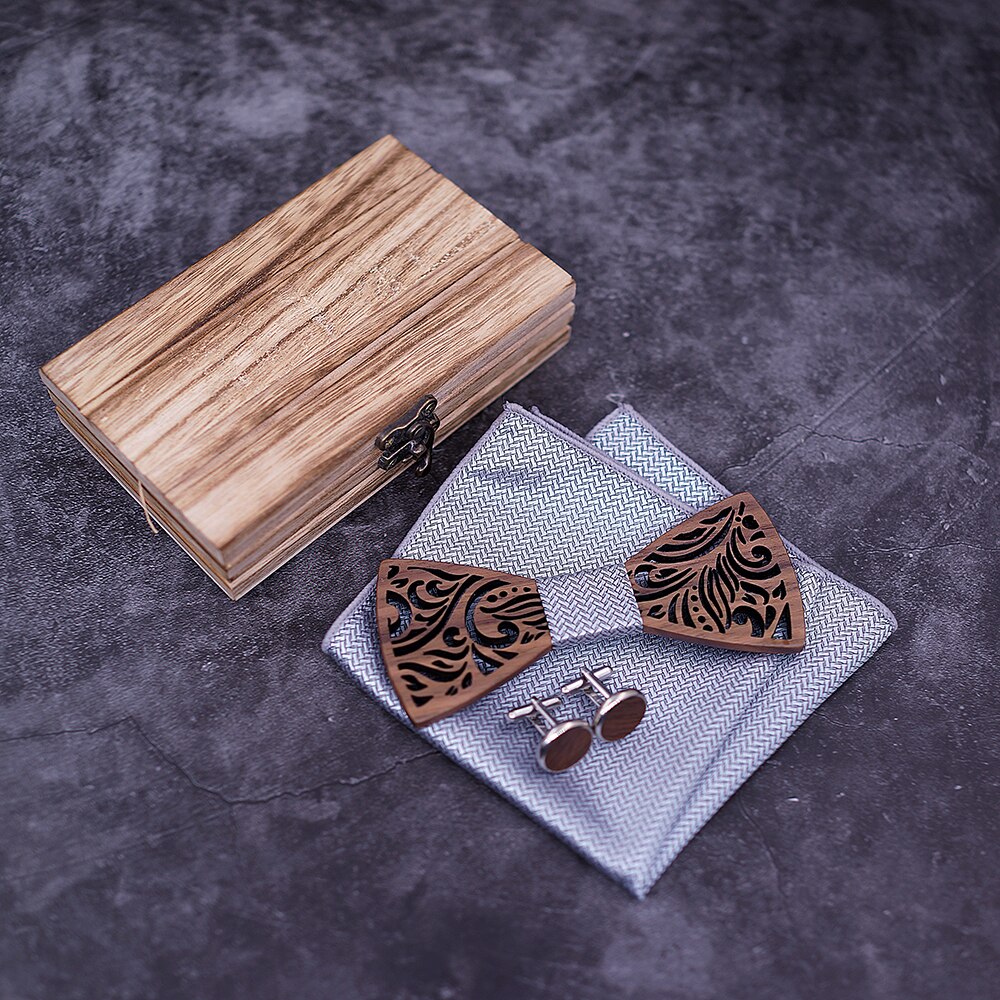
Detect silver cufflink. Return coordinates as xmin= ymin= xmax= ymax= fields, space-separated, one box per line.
xmin=506 ymin=695 xmax=593 ymax=773
xmin=560 ymin=666 xmax=646 ymax=742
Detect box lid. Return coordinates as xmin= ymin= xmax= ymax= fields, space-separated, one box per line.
xmin=41 ymin=136 xmax=574 ymax=592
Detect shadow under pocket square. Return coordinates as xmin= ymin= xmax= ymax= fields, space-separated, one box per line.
xmin=377 ymin=491 xmax=805 ymax=726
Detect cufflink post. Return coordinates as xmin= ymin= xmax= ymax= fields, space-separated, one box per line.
xmin=561 ymin=666 xmax=646 ymax=742
xmin=506 ymin=696 xmax=592 ymax=773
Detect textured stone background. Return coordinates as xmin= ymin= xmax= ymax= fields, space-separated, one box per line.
xmin=2 ymin=1 xmax=998 ymax=997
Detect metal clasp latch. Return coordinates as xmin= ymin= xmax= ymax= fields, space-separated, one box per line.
xmin=375 ymin=394 xmax=440 ymax=476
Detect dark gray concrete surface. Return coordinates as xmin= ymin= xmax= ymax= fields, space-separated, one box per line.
xmin=2 ymin=1 xmax=998 ymax=997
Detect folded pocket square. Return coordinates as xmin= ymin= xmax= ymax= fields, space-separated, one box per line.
xmin=323 ymin=403 xmax=896 ymax=896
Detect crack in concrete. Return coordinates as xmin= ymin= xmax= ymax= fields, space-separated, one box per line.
xmin=0 ymin=714 xmax=439 ymax=806
xmin=720 ymin=252 xmax=1000 ymax=482
xmin=722 ymin=425 xmax=989 ymax=479
xmin=865 ymin=540 xmax=999 ymax=556
xmin=216 ymin=749 xmax=441 ymax=806
xmin=783 ymin=426 xmax=987 ymax=462
xmin=735 ymin=791 xmax=806 ymax=949
xmin=0 ymin=717 xmax=132 ymax=745
xmin=720 ymin=435 xmax=776 ymax=480
xmin=2 ymin=807 xmax=233 ymax=885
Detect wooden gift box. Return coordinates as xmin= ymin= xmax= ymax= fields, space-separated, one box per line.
xmin=40 ymin=136 xmax=575 ymax=598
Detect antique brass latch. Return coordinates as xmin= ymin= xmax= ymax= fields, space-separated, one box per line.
xmin=374 ymin=395 xmax=440 ymax=475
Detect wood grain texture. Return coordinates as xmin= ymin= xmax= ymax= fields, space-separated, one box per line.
xmin=374 ymin=490 xmax=802 ymax=726
xmin=40 ymin=136 xmax=574 ymax=596
xmin=377 ymin=559 xmax=553 ymax=727
xmin=49 ymin=320 xmax=572 ymax=599
xmin=625 ymin=492 xmax=806 ymax=653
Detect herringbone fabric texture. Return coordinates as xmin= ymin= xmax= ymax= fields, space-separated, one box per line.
xmin=323 ymin=404 xmax=896 ymax=897
xmin=538 ymin=565 xmax=643 ymax=644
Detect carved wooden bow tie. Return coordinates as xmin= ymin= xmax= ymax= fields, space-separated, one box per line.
xmin=376 ymin=492 xmax=805 ymax=727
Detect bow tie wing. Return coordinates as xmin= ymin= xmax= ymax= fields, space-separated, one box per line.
xmin=625 ymin=492 xmax=806 ymax=653
xmin=376 ymin=559 xmax=553 ymax=726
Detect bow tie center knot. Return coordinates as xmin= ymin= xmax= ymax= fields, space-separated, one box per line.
xmin=537 ymin=565 xmax=644 ymax=645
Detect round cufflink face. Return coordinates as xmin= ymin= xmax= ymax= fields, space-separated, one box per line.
xmin=593 ymin=689 xmax=646 ymax=741
xmin=538 ymin=719 xmax=593 ymax=772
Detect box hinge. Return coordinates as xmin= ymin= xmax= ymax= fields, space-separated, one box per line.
xmin=374 ymin=394 xmax=440 ymax=476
